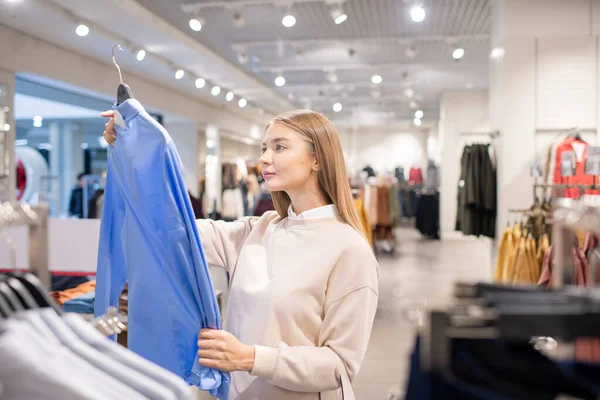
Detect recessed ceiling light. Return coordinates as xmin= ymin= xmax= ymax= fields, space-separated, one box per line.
xmin=189 ymin=18 xmax=203 ymax=32
xmin=415 ymin=110 xmax=424 ymax=119
xmin=238 ymin=98 xmax=247 ymax=108
xmin=371 ymin=75 xmax=383 ymax=84
xmin=211 ymin=86 xmax=221 ymax=96
xmin=330 ymin=4 xmax=347 ymax=24
xmin=410 ymin=5 xmax=426 ymax=22
xmin=453 ymin=47 xmax=465 ymax=60
xmin=195 ymin=78 xmax=206 ymax=88
xmin=405 ymin=87 xmax=415 ymax=98
xmin=75 ymin=24 xmax=90 ymax=37
xmin=490 ymin=47 xmax=505 ymax=60
xmin=226 ymin=92 xmax=234 ymax=102
xmin=175 ymin=69 xmax=185 ymax=80
xmin=282 ymin=14 xmax=296 ymax=28
xmin=275 ymin=75 xmax=286 ymax=87
xmin=136 ymin=49 xmax=146 ymax=61
xmin=413 ymin=118 xmax=422 ymax=126
xmin=409 ymin=100 xmax=418 ymax=109
xmin=333 ymin=102 xmax=343 ymax=112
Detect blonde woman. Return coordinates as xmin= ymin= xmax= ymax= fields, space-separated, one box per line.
xmin=102 ymin=109 xmax=379 ymax=400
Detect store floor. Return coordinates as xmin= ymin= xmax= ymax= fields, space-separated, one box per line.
xmin=194 ymin=227 xmax=493 ymax=400
xmin=353 ymin=228 xmax=492 ymax=399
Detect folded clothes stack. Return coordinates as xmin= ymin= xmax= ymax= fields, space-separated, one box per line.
xmin=50 ymin=280 xmax=96 ymax=306
xmin=63 ymin=291 xmax=95 ymax=314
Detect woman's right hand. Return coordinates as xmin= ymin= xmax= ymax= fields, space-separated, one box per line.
xmin=101 ymin=110 xmax=117 ymax=146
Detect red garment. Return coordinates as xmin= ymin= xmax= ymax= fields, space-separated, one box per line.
xmin=552 ymin=137 xmax=600 ymax=198
xmin=538 ymin=246 xmax=587 ymax=288
xmin=408 ymin=167 xmax=423 ymax=185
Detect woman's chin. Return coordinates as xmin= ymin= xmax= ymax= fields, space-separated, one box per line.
xmin=264 ymin=181 xmax=281 ymax=192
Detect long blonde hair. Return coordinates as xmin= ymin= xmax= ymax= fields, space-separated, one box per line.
xmin=267 ymin=109 xmax=365 ymax=237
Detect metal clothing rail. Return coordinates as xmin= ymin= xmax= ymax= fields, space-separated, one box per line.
xmin=0 ymin=202 xmax=50 ymax=288
xmin=533 ymin=183 xmax=600 ymax=201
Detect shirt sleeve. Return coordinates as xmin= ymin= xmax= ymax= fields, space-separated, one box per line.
xmin=195 ymin=217 xmax=258 ymax=274
xmin=250 ymin=245 xmax=379 ymax=393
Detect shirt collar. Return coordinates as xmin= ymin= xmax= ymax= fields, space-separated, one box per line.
xmin=288 ymin=204 xmax=340 ymax=220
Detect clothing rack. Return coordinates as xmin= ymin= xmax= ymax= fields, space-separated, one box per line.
xmin=533 ymin=183 xmax=600 ymax=201
xmin=421 ymin=282 xmax=600 ymax=374
xmin=535 ymin=127 xmax=597 ymax=134
xmin=0 ymin=202 xmax=50 ymax=288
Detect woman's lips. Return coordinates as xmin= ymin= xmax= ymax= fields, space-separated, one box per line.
xmin=263 ymin=172 xmax=276 ymax=180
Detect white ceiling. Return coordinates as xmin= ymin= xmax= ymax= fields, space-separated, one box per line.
xmin=137 ymin=0 xmax=491 ymax=124
xmin=0 ymin=0 xmax=490 ymax=127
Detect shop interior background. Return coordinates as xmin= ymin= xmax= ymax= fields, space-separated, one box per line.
xmin=2 ymin=0 xmax=600 ymax=398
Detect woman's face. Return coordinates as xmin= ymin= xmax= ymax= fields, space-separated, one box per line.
xmin=260 ymin=123 xmax=318 ymax=194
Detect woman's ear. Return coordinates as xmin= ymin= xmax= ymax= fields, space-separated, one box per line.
xmin=312 ymin=155 xmax=321 ymax=171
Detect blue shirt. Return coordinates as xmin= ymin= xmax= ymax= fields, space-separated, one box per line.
xmin=94 ymin=99 xmax=229 ymax=399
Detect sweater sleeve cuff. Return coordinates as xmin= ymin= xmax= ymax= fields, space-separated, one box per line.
xmin=249 ymin=345 xmax=278 ymax=380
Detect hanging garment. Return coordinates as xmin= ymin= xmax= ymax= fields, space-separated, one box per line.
xmin=455 ymin=144 xmax=497 ymax=238
xmin=408 ymin=167 xmax=423 ymax=185
xmin=424 ymin=162 xmax=440 ymax=192
xmin=536 ymin=233 xmax=550 ymax=275
xmin=94 ymin=99 xmax=229 ymax=399
xmin=538 ymin=246 xmax=588 ymax=288
xmin=222 ymin=188 xmax=245 ymax=220
xmin=552 ymin=137 xmax=600 ymax=198
xmin=388 ymin=184 xmax=400 ymax=225
xmin=512 ymin=236 xmax=535 ymax=284
xmin=253 ymin=191 xmax=275 ymax=216
xmin=493 ymin=227 xmax=511 ymax=282
xmin=415 ymin=193 xmax=440 ymax=240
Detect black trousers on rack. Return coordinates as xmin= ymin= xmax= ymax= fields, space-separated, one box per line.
xmin=415 ymin=192 xmax=440 ymax=239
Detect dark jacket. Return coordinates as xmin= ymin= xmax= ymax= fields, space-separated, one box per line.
xmin=455 ymin=144 xmax=497 ymax=238
xmin=68 ymin=187 xmax=84 ymax=218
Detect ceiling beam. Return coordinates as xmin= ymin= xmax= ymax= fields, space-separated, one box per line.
xmin=181 ymin=0 xmax=365 ymax=12
xmin=254 ymin=62 xmax=421 ymax=73
xmin=232 ymin=33 xmax=489 ymax=50
xmin=274 ymin=80 xmax=421 ymax=91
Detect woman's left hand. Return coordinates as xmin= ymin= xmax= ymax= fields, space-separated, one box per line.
xmin=197 ymin=329 xmax=255 ymax=372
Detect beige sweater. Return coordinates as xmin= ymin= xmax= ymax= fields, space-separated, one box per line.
xmin=196 ymin=211 xmax=379 ymax=400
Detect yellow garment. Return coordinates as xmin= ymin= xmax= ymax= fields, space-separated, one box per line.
xmin=536 ymin=233 xmax=550 ymax=278
xmin=526 ymin=237 xmax=538 ymax=283
xmin=512 ymin=236 xmax=538 ymax=285
xmin=494 ymin=227 xmax=511 ymax=282
xmin=353 ymin=198 xmax=373 ymax=247
xmin=503 ymin=228 xmax=519 ymax=282
xmin=576 ymin=229 xmax=586 ymax=248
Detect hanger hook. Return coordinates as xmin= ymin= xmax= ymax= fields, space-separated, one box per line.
xmin=112 ymin=44 xmax=124 ymax=85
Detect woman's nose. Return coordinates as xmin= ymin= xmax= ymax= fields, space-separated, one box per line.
xmin=260 ymin=150 xmax=272 ymax=164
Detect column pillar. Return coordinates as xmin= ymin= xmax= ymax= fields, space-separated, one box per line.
xmin=205 ymin=125 xmax=221 ymax=216
xmin=0 ymin=68 xmax=15 ymax=202
xmin=164 ymin=121 xmax=200 ymax=196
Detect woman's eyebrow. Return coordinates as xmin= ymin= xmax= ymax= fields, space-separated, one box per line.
xmin=262 ymin=137 xmax=290 ymax=145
